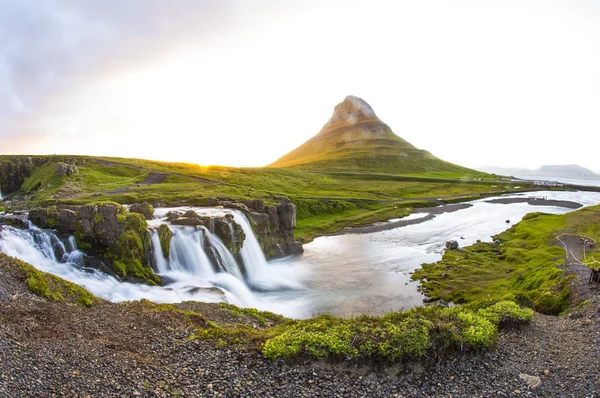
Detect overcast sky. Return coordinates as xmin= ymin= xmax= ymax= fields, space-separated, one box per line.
xmin=1 ymin=0 xmax=600 ymax=171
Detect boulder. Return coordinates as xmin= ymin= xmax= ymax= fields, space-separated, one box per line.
xmin=130 ymin=202 xmax=154 ymax=220
xmin=210 ymin=215 xmax=246 ymax=254
xmin=170 ymin=217 xmax=205 ymax=227
xmin=0 ymin=214 xmax=29 ymax=230
xmin=170 ymin=210 xmax=210 ymax=227
xmin=445 ymin=240 xmax=459 ymax=250
xmin=55 ymin=163 xmax=78 ymax=177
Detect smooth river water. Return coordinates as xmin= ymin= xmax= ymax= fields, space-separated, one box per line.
xmin=262 ymin=190 xmax=600 ymax=318
xmin=2 ymin=190 xmax=600 ymax=319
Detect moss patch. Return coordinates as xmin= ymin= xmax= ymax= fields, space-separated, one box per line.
xmin=194 ymin=300 xmax=531 ymax=362
xmin=157 ymin=224 xmax=172 ymax=259
xmin=0 ymin=252 xmax=100 ymax=307
xmin=106 ymin=212 xmax=160 ymax=285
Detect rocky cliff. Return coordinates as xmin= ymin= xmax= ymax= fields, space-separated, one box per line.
xmin=0 ymin=156 xmax=48 ymax=195
xmin=29 ymin=203 xmax=160 ymax=285
xmin=244 ymin=199 xmax=303 ymax=259
xmin=0 ymin=155 xmax=81 ymax=197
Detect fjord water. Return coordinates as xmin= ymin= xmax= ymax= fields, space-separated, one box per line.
xmin=2 ymin=190 xmax=600 ymax=319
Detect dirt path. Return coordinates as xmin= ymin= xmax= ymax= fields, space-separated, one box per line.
xmin=557 ymin=235 xmax=600 ymax=304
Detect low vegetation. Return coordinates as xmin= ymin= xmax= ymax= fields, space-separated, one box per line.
xmin=193 ymin=300 xmax=532 ymax=361
xmin=413 ymin=204 xmax=600 ymax=315
xmin=109 ymin=211 xmax=160 ymax=285
xmin=0 ymin=252 xmax=100 ymax=307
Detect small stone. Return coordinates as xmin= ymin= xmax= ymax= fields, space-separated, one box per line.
xmin=543 ymin=369 xmax=550 ymax=376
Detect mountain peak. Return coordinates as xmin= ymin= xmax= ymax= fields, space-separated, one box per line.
xmin=269 ymin=97 xmax=480 ymax=176
xmin=324 ymin=95 xmax=378 ymax=129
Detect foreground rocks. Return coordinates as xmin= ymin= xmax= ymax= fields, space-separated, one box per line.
xmin=0 ymin=252 xmax=598 ymax=397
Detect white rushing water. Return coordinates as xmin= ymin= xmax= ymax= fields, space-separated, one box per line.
xmin=1 ymin=190 xmax=600 ymax=319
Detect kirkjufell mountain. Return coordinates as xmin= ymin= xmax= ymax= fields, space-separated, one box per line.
xmin=269 ymin=96 xmax=479 ymax=175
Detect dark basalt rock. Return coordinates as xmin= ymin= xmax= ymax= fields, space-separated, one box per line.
xmin=246 ymin=200 xmax=303 ymax=259
xmin=445 ymin=240 xmax=459 ymax=250
xmin=29 ymin=203 xmax=158 ymax=285
xmin=210 ymin=214 xmax=245 ymax=255
xmin=129 ymin=202 xmax=154 ymax=220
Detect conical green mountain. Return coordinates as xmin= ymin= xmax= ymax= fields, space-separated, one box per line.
xmin=269 ymin=96 xmax=477 ymax=175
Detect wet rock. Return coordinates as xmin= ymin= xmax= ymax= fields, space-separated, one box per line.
xmin=170 ymin=210 xmax=210 ymax=227
xmin=0 ymin=214 xmax=29 ymax=229
xmin=166 ymin=211 xmax=182 ymax=222
xmin=170 ymin=217 xmax=205 ymax=227
xmin=445 ymin=240 xmax=459 ymax=250
xmin=211 ymin=215 xmax=245 ymax=255
xmin=129 ymin=203 xmax=154 ymax=220
xmin=248 ymin=201 xmax=303 ymax=259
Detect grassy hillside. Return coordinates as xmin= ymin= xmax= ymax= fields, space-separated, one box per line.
xmin=0 ymin=155 xmax=536 ymax=240
xmin=269 ymin=96 xmax=486 ymax=177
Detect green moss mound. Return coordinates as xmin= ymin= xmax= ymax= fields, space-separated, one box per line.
xmin=107 ymin=212 xmax=160 ymax=285
xmin=193 ymin=300 xmax=531 ymax=362
xmin=0 ymin=253 xmax=100 ymax=307
xmin=157 ymin=224 xmax=172 ymax=259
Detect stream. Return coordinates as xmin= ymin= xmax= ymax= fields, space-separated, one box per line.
xmin=1 ymin=190 xmax=600 ymax=319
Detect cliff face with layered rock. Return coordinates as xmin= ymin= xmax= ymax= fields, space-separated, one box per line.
xmin=0 ymin=156 xmax=81 ymax=196
xmin=244 ymin=199 xmax=303 ymax=259
xmin=0 ymin=156 xmax=48 ymax=195
xmin=29 ymin=203 xmax=160 ymax=285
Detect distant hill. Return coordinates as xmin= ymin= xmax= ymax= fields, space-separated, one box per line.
xmin=269 ymin=96 xmax=483 ymax=176
xmin=477 ymin=164 xmax=600 ymax=180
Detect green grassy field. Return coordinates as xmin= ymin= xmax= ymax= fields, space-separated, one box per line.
xmin=413 ymin=205 xmax=600 ymax=315
xmin=0 ymin=155 xmax=540 ymax=241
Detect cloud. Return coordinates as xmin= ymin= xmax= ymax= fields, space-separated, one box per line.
xmin=0 ymin=0 xmax=234 ymax=134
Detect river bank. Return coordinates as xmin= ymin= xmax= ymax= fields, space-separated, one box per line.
xmin=1 ymin=253 xmax=598 ymax=397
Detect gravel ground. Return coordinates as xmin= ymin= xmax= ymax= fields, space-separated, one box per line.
xmin=334 ymin=203 xmax=472 ymax=235
xmin=1 ymin=259 xmax=599 ymax=397
xmin=484 ymin=198 xmax=582 ymax=209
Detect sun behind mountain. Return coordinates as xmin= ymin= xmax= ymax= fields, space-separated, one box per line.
xmin=269 ymin=95 xmax=477 ymax=175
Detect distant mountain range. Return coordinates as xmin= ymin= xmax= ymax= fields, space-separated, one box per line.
xmin=476 ymin=164 xmax=600 ymax=180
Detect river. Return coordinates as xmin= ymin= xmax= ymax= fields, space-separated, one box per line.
xmin=1 ymin=190 xmax=600 ymax=319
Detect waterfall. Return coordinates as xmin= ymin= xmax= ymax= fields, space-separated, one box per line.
xmin=204 ymin=232 xmax=243 ymax=279
xmin=0 ymin=206 xmax=306 ymax=318
xmin=168 ymin=227 xmax=215 ymax=275
xmin=0 ymin=187 xmax=3 ymax=201
xmin=0 ymin=224 xmax=229 ymax=304
xmin=231 ymin=212 xmax=268 ymax=281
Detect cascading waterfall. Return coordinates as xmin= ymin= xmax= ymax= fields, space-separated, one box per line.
xmin=0 ymin=207 xmax=308 ymax=317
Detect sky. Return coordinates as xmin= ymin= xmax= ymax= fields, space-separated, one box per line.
xmin=1 ymin=0 xmax=600 ymax=171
